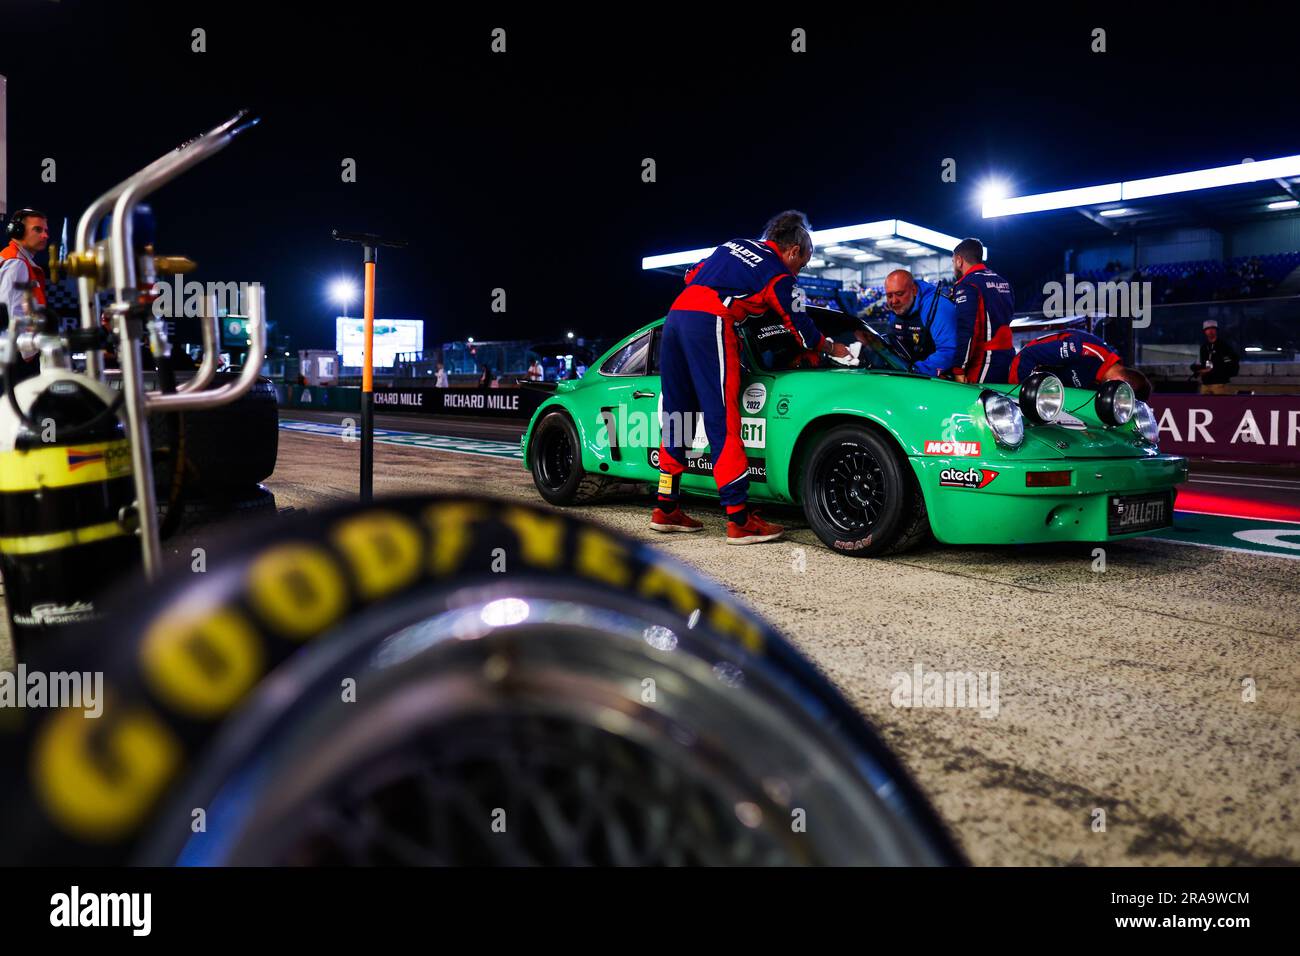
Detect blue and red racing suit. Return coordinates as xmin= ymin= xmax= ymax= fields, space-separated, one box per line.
xmin=951 ymin=264 xmax=1015 ymax=384
xmin=1010 ymin=329 xmax=1122 ymax=389
xmin=657 ymin=238 xmax=825 ymax=514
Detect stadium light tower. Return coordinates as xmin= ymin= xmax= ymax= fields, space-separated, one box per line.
xmin=330 ymin=277 xmax=358 ymax=318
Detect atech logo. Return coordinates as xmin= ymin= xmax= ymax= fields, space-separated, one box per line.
xmin=939 ymin=467 xmax=998 ymax=489
xmin=924 ymin=440 xmax=981 ymax=457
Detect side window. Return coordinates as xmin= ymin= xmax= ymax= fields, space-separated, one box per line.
xmin=599 ymin=332 xmax=651 ymax=376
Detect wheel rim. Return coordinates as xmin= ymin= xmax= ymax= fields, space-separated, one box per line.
xmin=813 ymin=442 xmax=889 ymax=537
xmin=536 ymin=424 xmax=575 ymax=490
xmin=149 ymin=593 xmax=953 ymax=866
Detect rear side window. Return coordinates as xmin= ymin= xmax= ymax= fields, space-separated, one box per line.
xmin=600 ymin=332 xmax=651 ymax=376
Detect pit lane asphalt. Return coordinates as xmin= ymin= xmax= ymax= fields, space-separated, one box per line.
xmin=3 ymin=411 xmax=1296 ymax=867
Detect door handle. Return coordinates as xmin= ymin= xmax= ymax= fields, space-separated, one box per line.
xmin=633 ymin=390 xmax=656 ymax=399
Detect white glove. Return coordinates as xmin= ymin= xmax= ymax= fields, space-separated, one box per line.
xmin=829 ymin=341 xmax=862 ymax=367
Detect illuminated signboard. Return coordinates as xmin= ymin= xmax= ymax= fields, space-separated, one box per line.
xmin=335 ymin=317 xmax=424 ymax=368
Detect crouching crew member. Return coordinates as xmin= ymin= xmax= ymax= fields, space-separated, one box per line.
xmin=652 ymin=210 xmax=848 ymax=544
xmin=950 ymin=238 xmax=1015 ymax=384
xmin=1011 ymin=328 xmax=1152 ymax=400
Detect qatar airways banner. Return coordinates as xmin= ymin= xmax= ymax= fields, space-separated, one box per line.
xmin=1148 ymin=395 xmax=1300 ymax=464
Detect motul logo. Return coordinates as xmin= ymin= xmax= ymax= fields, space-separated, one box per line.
xmin=939 ymin=467 xmax=998 ymax=489
xmin=924 ymin=440 xmax=981 ymax=457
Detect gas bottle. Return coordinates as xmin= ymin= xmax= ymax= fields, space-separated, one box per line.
xmin=0 ymin=367 xmax=139 ymax=657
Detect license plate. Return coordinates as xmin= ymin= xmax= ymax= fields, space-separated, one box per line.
xmin=1108 ymin=492 xmax=1171 ymax=535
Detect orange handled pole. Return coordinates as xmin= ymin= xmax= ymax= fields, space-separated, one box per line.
xmin=360 ymin=247 xmax=377 ymax=501
xmin=331 ymin=228 xmax=406 ymax=504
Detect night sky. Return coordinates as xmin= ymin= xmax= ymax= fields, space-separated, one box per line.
xmin=3 ymin=3 xmax=1295 ymax=351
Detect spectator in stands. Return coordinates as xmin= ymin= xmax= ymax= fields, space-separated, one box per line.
xmin=527 ymin=358 xmax=544 ymax=381
xmin=435 ymin=362 xmax=448 ymax=387
xmin=478 ymin=365 xmax=493 ymax=389
xmin=880 ymin=269 xmax=959 ymax=377
xmin=1190 ymin=319 xmax=1241 ymax=395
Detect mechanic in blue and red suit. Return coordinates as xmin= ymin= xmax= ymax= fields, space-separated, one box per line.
xmin=949 ymin=237 xmax=1016 ymax=384
xmin=650 ymin=210 xmax=849 ymax=544
xmin=1011 ymin=327 xmax=1152 ymax=399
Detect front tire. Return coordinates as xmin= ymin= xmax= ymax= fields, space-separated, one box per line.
xmin=800 ymin=425 xmax=921 ymax=557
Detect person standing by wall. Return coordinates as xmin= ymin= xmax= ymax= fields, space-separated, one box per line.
xmin=1191 ymin=319 xmax=1240 ymax=395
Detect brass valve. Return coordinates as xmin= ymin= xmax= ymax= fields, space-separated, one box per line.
xmin=153 ymin=256 xmax=197 ymax=275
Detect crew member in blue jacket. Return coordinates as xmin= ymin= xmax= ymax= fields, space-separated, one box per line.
xmin=883 ymin=269 xmax=958 ymax=376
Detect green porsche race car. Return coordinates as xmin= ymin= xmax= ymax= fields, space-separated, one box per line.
xmin=522 ymin=307 xmax=1188 ymax=557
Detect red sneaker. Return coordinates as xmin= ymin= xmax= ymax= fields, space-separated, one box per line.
xmin=726 ymin=512 xmax=785 ymax=545
xmin=650 ymin=506 xmax=704 ymax=533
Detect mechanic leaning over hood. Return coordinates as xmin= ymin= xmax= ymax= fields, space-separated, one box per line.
xmin=950 ymin=237 xmax=1015 ymax=384
xmin=884 ymin=268 xmax=959 ymax=376
xmin=651 ymin=210 xmax=849 ymax=545
xmin=1011 ymin=328 xmax=1153 ymax=400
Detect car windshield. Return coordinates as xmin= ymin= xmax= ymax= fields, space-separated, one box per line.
xmin=740 ymin=305 xmax=911 ymax=372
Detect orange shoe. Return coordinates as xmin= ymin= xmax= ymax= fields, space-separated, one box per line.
xmin=650 ymin=506 xmax=704 ymax=533
xmin=726 ymin=511 xmax=785 ymax=545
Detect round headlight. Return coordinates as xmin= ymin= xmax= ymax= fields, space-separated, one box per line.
xmin=981 ymin=390 xmax=1024 ymax=447
xmin=1018 ymin=371 xmax=1064 ymax=424
xmin=1133 ymin=401 xmax=1159 ymax=444
xmin=1094 ymin=379 xmax=1135 ymax=426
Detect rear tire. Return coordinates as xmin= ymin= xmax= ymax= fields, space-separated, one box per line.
xmin=529 ymin=410 xmax=610 ymax=505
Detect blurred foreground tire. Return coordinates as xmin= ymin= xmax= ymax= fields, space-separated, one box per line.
xmin=0 ymin=495 xmax=961 ymax=866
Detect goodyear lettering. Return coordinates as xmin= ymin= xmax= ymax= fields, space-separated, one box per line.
xmin=141 ymin=606 xmax=265 ymax=718
xmin=636 ymin=563 xmax=700 ymax=616
xmin=34 ymin=701 xmax=183 ymax=841
xmin=331 ymin=511 xmax=424 ymax=600
xmin=423 ymin=501 xmax=488 ymax=575
xmin=706 ymin=601 xmax=764 ymax=655
xmin=575 ymin=527 xmax=633 ymax=588
xmin=246 ymin=544 xmax=349 ymax=639
xmin=501 ymin=507 xmax=566 ymax=568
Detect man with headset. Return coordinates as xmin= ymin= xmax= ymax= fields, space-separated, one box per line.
xmin=1 ymin=208 xmax=51 ymax=378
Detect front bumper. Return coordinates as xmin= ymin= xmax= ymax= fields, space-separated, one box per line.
xmin=911 ymin=454 xmax=1189 ymax=545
